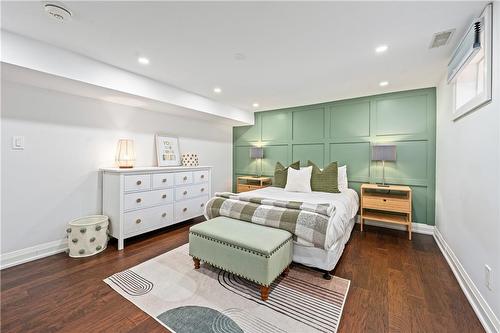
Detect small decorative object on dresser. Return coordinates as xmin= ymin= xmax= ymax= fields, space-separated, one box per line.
xmin=236 ymin=176 xmax=272 ymax=193
xmin=115 ymin=139 xmax=135 ymax=168
xmin=181 ymin=153 xmax=199 ymax=167
xmin=360 ymin=183 xmax=412 ymax=239
xmin=67 ymin=215 xmax=109 ymax=257
xmin=155 ymin=134 xmax=181 ymax=166
xmin=102 ymin=166 xmax=212 ymax=250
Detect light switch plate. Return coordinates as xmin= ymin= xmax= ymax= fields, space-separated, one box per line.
xmin=12 ymin=136 xmax=25 ymax=150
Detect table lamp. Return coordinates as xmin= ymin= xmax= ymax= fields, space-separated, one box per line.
xmin=372 ymin=144 xmax=396 ymax=187
xmin=250 ymin=147 xmax=264 ymax=177
xmin=116 ymin=139 xmax=135 ymax=168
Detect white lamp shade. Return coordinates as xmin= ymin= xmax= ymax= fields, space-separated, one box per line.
xmin=116 ymin=139 xmax=135 ymax=168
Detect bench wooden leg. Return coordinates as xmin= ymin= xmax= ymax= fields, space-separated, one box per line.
xmin=193 ymin=257 xmax=200 ymax=269
xmin=260 ymin=285 xmax=270 ymax=301
xmin=281 ymin=266 xmax=290 ymax=277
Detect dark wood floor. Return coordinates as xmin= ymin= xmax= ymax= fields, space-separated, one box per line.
xmin=1 ymin=219 xmax=484 ymax=333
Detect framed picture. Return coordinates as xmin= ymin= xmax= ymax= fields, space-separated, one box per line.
xmin=155 ymin=134 xmax=181 ymax=166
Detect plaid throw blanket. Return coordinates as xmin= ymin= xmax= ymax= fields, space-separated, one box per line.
xmin=204 ymin=192 xmax=336 ymax=249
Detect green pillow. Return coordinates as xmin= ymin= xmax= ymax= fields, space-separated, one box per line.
xmin=308 ymin=160 xmax=340 ymax=193
xmin=273 ymin=161 xmax=300 ymax=188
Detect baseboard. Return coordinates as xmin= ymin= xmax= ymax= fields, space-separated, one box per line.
xmin=356 ymin=218 xmax=435 ymax=235
xmin=0 ymin=239 xmax=68 ymax=270
xmin=433 ymin=228 xmax=499 ymax=333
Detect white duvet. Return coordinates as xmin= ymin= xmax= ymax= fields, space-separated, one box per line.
xmin=237 ymin=187 xmax=359 ymax=249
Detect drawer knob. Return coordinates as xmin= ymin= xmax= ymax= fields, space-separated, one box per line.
xmin=162 ymin=194 xmax=167 ymax=199
xmin=183 ymin=191 xmax=188 ymax=195
xmin=200 ymin=203 xmax=205 ymax=207
xmin=201 ymin=188 xmax=205 ymax=192
xmin=136 ymin=180 xmax=142 ymax=185
xmin=162 ymin=178 xmax=167 ymax=183
xmin=183 ymin=207 xmax=187 ymax=212
xmin=183 ymin=176 xmax=188 ymax=181
xmin=201 ymin=175 xmax=205 ymax=179
xmin=136 ymin=198 xmax=142 ymax=203
xmin=162 ymin=212 xmax=167 ymax=218
xmin=383 ymin=199 xmax=387 ymax=202
xmin=136 ymin=219 xmax=142 ymax=224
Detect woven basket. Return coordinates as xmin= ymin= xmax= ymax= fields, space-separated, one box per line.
xmin=66 ymin=215 xmax=109 ymax=258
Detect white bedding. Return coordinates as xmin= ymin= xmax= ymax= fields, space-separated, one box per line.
xmin=238 ymin=187 xmax=359 ymax=250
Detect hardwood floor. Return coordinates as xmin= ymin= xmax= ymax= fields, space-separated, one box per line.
xmin=1 ymin=219 xmax=484 ymax=333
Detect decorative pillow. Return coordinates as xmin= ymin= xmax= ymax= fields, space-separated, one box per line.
xmin=338 ymin=165 xmax=348 ymax=191
xmin=273 ymin=161 xmax=300 ymax=188
xmin=284 ymin=166 xmax=312 ymax=192
xmin=308 ymin=160 xmax=340 ymax=193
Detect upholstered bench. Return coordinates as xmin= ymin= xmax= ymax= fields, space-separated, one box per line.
xmin=189 ymin=216 xmax=293 ymax=301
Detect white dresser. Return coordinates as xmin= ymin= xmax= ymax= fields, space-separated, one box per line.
xmin=101 ymin=166 xmax=212 ymax=250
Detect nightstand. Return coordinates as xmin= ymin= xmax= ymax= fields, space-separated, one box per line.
xmin=360 ymin=184 xmax=413 ymax=240
xmin=236 ymin=176 xmax=272 ymax=193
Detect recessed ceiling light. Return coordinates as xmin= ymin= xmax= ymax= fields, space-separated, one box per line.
xmin=379 ymin=81 xmax=389 ymax=87
xmin=213 ymin=87 xmax=222 ymax=94
xmin=138 ymin=57 xmax=149 ymax=65
xmin=375 ymin=45 xmax=388 ymax=53
xmin=252 ymin=103 xmax=260 ymax=108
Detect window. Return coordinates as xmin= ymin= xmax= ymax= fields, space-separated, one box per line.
xmin=450 ymin=4 xmax=492 ymax=120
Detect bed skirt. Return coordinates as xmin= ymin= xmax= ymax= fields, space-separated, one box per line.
xmin=292 ymin=215 xmax=358 ymax=271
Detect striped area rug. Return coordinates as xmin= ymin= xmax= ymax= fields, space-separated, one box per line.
xmin=105 ymin=244 xmax=349 ymax=333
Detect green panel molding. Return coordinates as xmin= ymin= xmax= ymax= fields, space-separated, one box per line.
xmin=233 ymin=87 xmax=436 ymax=225
xmin=330 ymin=101 xmax=370 ymax=139
xmin=292 ymin=107 xmax=325 ymax=141
xmin=293 ymin=144 xmax=324 ymax=167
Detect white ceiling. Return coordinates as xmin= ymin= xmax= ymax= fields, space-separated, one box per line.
xmin=1 ymin=1 xmax=486 ymax=112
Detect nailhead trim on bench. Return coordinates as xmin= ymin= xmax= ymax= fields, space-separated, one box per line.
xmin=189 ymin=231 xmax=292 ymax=258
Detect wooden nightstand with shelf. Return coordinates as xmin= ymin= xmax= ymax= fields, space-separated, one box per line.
xmin=360 ymin=183 xmax=413 ymax=240
xmin=236 ymin=176 xmax=272 ymax=193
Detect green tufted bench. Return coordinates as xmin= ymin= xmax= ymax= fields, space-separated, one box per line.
xmin=189 ymin=216 xmax=293 ymax=301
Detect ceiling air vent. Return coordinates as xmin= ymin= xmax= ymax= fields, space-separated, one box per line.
xmin=429 ymin=29 xmax=455 ymax=48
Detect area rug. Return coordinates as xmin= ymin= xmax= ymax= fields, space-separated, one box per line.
xmin=104 ymin=244 xmax=350 ymax=333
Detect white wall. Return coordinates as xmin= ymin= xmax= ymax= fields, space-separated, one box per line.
xmin=435 ymin=3 xmax=499 ymax=330
xmin=1 ymin=80 xmax=233 ymax=255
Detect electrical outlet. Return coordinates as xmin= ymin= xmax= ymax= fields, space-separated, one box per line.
xmin=485 ymin=265 xmax=492 ymax=290
xmin=12 ymin=136 xmax=24 ymax=150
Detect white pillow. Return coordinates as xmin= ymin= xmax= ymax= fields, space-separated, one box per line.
xmin=285 ymin=166 xmax=312 ymax=192
xmin=338 ymin=165 xmax=348 ymax=191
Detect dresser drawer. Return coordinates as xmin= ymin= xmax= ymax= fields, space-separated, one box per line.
xmin=175 ymin=183 xmax=208 ymax=201
xmin=123 ymin=204 xmax=174 ymax=236
xmin=175 ymin=172 xmax=193 ymax=186
xmin=150 ymin=188 xmax=174 ymax=206
xmin=363 ymin=196 xmax=410 ymax=213
xmin=175 ymin=195 xmax=209 ymax=221
xmin=193 ymin=170 xmax=209 ymax=183
xmin=124 ymin=174 xmax=151 ymax=192
xmin=124 ymin=189 xmax=174 ymax=211
xmin=152 ymin=173 xmax=175 ymax=189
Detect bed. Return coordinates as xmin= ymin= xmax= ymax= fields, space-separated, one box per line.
xmin=236 ymin=186 xmax=359 ymax=276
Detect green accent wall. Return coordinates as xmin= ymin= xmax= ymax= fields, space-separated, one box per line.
xmin=233 ymin=88 xmax=436 ymax=225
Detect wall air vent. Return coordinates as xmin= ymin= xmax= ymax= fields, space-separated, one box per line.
xmin=429 ymin=29 xmax=455 ymax=49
